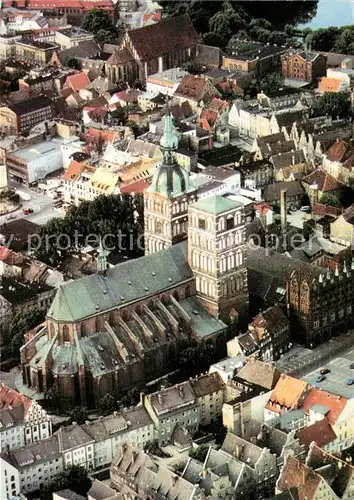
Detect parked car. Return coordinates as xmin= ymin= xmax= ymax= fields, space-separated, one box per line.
xmin=350 ymin=363 xmax=354 ymax=369
xmin=300 ymin=206 xmax=311 ymax=213
xmin=320 ymin=368 xmax=330 ymax=375
xmin=316 ymin=375 xmax=326 ymax=383
xmin=347 ymin=378 xmax=354 ymax=386
xmin=23 ymin=208 xmax=34 ymax=215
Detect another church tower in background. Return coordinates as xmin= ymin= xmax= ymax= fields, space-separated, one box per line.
xmin=144 ymin=111 xmax=197 ymax=255
xmin=188 ymin=196 xmax=249 ymax=328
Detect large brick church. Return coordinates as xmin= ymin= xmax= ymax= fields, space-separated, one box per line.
xmin=20 ymin=113 xmax=249 ymax=409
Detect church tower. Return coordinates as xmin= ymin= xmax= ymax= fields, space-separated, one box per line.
xmin=188 ymin=195 xmax=249 ymax=328
xmin=144 ymin=111 xmax=197 ymax=255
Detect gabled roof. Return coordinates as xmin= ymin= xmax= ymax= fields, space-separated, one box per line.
xmin=319 ymin=77 xmax=343 ymax=93
xmin=264 ymin=180 xmax=304 ymax=202
xmin=175 ymin=74 xmax=217 ymax=103
xmin=302 ymin=169 xmax=343 ymax=192
xmin=342 ymin=204 xmax=354 ymax=225
xmin=126 ymin=14 xmax=199 ymax=61
xmin=297 ymin=419 xmax=336 ymax=450
xmin=306 ymin=443 xmax=354 ymax=498
xmin=64 ymin=160 xmax=87 ymax=182
xmin=277 ymin=455 xmax=322 ymax=500
xmin=326 ymin=139 xmax=354 ymax=163
xmin=106 ymin=48 xmax=134 ymax=65
xmin=301 ymin=388 xmax=347 ymax=425
xmin=266 ymin=375 xmax=308 ymax=414
xmin=236 ymin=359 xmax=281 ymax=390
xmin=0 ymin=246 xmax=25 ymax=266
xmin=48 ymin=241 xmax=192 ymax=322
xmin=65 ymin=72 xmax=90 ymax=92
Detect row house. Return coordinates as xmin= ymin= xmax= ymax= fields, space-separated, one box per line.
xmin=0 ymin=385 xmax=52 ymax=452
xmin=81 ymin=408 xmax=154 ymax=469
xmin=323 ymin=139 xmax=354 ymax=185
xmin=229 ymin=305 xmax=291 ymax=362
xmin=110 ymin=444 xmax=206 ymax=499
xmin=142 ymin=373 xmax=225 ymax=444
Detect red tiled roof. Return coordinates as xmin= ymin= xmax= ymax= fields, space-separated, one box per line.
xmin=87 ymin=127 xmax=117 ymax=144
xmin=301 ymin=388 xmax=347 ymax=425
xmin=297 ymin=419 xmax=336 ymax=450
xmin=113 ymin=89 xmax=140 ymax=102
xmin=319 ymin=77 xmax=342 ymax=93
xmin=175 ymin=74 xmax=213 ymax=102
xmin=127 ymin=14 xmax=199 ymax=61
xmin=326 ymin=140 xmax=354 ymax=163
xmin=0 ymin=246 xmax=25 ymax=266
xmin=200 ymin=109 xmax=218 ymax=128
xmin=121 ymin=179 xmax=150 ymax=194
xmin=254 ymin=202 xmax=271 ymax=215
xmin=277 ymin=455 xmax=322 ymax=500
xmin=312 ymin=203 xmax=342 ymax=217
xmin=143 ymin=12 xmax=161 ymax=24
xmin=65 ymin=72 xmax=90 ymax=92
xmin=266 ymin=375 xmax=308 ymax=414
xmin=302 ymin=169 xmax=343 ymax=192
xmin=64 ymin=160 xmax=86 ymax=182
xmin=0 ymin=385 xmax=32 ymax=412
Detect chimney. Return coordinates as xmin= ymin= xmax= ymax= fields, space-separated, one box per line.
xmin=280 ymin=189 xmax=287 ymax=233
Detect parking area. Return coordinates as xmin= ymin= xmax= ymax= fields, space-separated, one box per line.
xmin=0 ymin=182 xmax=63 ymax=227
xmin=302 ymin=348 xmax=354 ymax=399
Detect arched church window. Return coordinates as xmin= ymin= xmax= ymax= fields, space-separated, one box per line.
xmin=62 ymin=325 xmax=70 ymax=343
xmin=198 ymin=218 xmax=206 ymax=230
xmin=81 ymin=323 xmax=86 ymax=337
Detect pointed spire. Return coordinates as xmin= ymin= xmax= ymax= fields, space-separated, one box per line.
xmin=97 ymin=236 xmax=109 ymax=275
xmin=318 ymin=273 xmax=323 ymax=284
xmin=327 ymin=269 xmax=331 ymax=280
xmin=335 ymin=264 xmax=339 ymax=277
xmin=343 ymin=260 xmax=347 ymax=274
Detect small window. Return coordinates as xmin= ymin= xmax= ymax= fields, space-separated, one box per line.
xmin=198 ymin=218 xmax=205 ymax=230
xmin=226 ymin=216 xmax=234 ymax=230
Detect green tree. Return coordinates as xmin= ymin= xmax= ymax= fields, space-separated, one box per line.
xmin=320 ymin=193 xmax=342 ymax=208
xmin=333 ymin=27 xmax=354 ymax=54
xmin=313 ymin=92 xmax=351 ymax=119
xmin=208 ymin=2 xmax=246 ymax=48
xmin=98 ymin=393 xmax=118 ymax=416
xmin=34 ymin=193 xmax=144 ymax=266
xmin=66 ymin=57 xmax=81 ymax=70
xmin=82 ymin=9 xmax=117 ymax=39
xmin=7 ymin=308 xmax=46 ymax=356
xmin=69 ymin=407 xmax=88 ymax=425
xmin=95 ymin=28 xmax=118 ymax=44
xmin=43 ymin=465 xmax=91 ymax=498
xmin=189 ymin=444 xmax=209 ymax=462
xmin=258 ymin=72 xmax=285 ymax=93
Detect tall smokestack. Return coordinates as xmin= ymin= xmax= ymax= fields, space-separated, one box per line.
xmin=280 ymin=189 xmax=287 ymax=233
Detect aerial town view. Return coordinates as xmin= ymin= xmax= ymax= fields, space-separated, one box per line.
xmin=0 ymin=0 xmax=353 ymax=498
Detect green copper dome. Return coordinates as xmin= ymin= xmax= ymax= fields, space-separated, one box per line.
xmin=147 ymin=112 xmax=195 ymax=198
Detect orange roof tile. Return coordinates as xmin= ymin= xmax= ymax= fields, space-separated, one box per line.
xmin=0 ymin=246 xmax=25 ymax=266
xmin=65 ymin=72 xmax=90 ymax=92
xmin=266 ymin=374 xmax=308 ymax=414
xmin=0 ymin=385 xmax=32 ymax=413
xmin=301 ymin=388 xmax=347 ymax=425
xmin=254 ymin=202 xmax=271 ymax=215
xmin=319 ymin=77 xmax=342 ymax=93
xmin=326 ymin=139 xmax=354 ymax=163
xmin=120 ymin=179 xmax=150 ymax=194
xmin=64 ymin=160 xmax=86 ymax=182
xmin=302 ymin=169 xmax=343 ymax=192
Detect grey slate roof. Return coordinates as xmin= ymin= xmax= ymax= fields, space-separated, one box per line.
xmin=48 ymin=242 xmax=192 ymax=322
xmin=56 ymin=424 xmax=94 ymax=452
xmin=263 ymin=180 xmax=304 ymax=202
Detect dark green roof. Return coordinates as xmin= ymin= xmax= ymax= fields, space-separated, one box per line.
xmin=48 ymin=242 xmax=192 ymax=322
xmin=191 ymin=195 xmax=242 ymax=215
